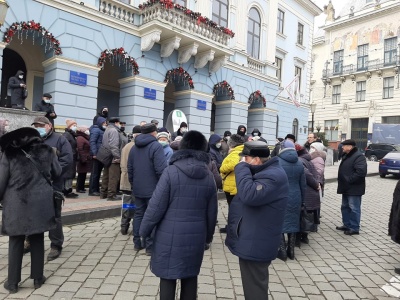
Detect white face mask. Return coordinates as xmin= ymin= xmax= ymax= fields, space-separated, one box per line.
xmin=226 ymin=136 xmax=231 ymax=141
xmin=71 ymin=126 xmax=77 ymax=132
xmin=215 ymin=143 xmax=222 ymax=149
xmin=18 ymin=75 xmax=23 ymax=79
xmin=253 ymin=132 xmax=259 ymax=136
xmin=310 ymin=148 xmax=316 ymax=153
xmin=181 ymin=127 xmax=187 ymax=133
xmin=85 ymin=130 xmax=90 ymax=135
xmin=44 ymin=100 xmax=51 ymax=104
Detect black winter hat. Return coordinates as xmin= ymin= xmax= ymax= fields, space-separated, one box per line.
xmin=141 ymin=123 xmax=157 ymax=134
xmin=239 ymin=141 xmax=270 ymax=158
xmin=224 ymin=131 xmax=232 ymax=137
xmin=180 ymin=130 xmax=208 ymax=152
xmin=180 ymin=122 xmax=188 ymax=128
xmin=227 ymin=134 xmax=245 ymax=148
xmin=132 ymin=125 xmax=141 ymax=134
xmin=285 ymin=134 xmax=296 ymax=142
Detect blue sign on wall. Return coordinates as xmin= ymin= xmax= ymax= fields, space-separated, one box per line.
xmin=69 ymin=71 xmax=87 ymax=86
xmin=144 ymin=88 xmax=157 ymax=100
xmin=197 ymin=100 xmax=206 ymax=110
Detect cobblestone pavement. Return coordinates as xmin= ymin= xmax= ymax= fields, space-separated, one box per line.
xmin=0 ymin=176 xmax=400 ymax=299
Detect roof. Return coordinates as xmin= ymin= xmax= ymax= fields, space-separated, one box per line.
xmin=337 ymin=0 xmax=391 ymax=18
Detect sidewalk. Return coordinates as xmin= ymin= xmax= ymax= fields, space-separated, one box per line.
xmin=60 ymin=161 xmax=379 ymax=225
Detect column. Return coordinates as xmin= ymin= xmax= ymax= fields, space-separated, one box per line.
xmin=173 ymin=90 xmax=214 ymax=137
xmin=247 ymin=107 xmax=278 ymax=145
xmin=214 ymin=100 xmax=248 ymax=136
xmin=42 ymin=57 xmax=100 ymax=126
xmin=118 ymin=76 xmax=166 ymax=128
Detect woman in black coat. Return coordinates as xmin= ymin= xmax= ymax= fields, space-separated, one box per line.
xmin=389 ymin=180 xmax=400 ymax=275
xmin=139 ymin=130 xmax=218 ymax=300
xmin=63 ymin=119 xmax=78 ymax=198
xmin=0 ymin=128 xmax=61 ymax=293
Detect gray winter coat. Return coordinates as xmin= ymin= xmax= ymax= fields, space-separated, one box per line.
xmin=0 ymin=137 xmax=61 ymax=236
xmin=102 ymin=124 xmax=127 ymax=160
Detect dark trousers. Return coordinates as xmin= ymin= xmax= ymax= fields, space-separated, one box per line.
xmin=121 ymin=191 xmax=134 ymax=229
xmin=225 ymin=192 xmax=235 ymax=206
xmin=160 ymin=277 xmax=197 ymax=300
xmin=76 ymin=173 xmax=87 ymax=191
xmin=133 ymin=197 xmax=153 ymax=250
xmin=89 ymin=159 xmax=104 ymax=194
xmin=9 ymin=233 xmax=44 ymax=285
xmin=49 ymin=203 xmax=64 ymax=250
xmin=101 ymin=163 xmax=120 ymax=198
xmin=239 ymin=258 xmax=270 ymax=300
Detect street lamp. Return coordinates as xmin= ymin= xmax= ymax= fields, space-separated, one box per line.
xmin=310 ymin=102 xmax=317 ymax=133
xmin=0 ymin=0 xmax=8 ymax=27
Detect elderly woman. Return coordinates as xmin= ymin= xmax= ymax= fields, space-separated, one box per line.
xmin=309 ymin=142 xmax=326 ymax=223
xmin=139 ymin=130 xmax=217 ymax=300
xmin=277 ymin=140 xmax=306 ymax=260
xmin=76 ymin=125 xmax=92 ymax=193
xmin=0 ymin=128 xmax=61 ymax=293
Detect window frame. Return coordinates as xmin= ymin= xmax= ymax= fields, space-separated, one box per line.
xmin=357 ymin=44 xmax=369 ymax=71
xmin=297 ymin=23 xmax=304 ymax=45
xmin=332 ymin=85 xmax=341 ymax=104
xmin=247 ymin=8 xmax=261 ymax=59
xmin=212 ymin=0 xmax=229 ymax=28
xmin=356 ymin=81 xmax=366 ymax=102
xmin=295 ymin=66 xmax=302 ymax=91
xmin=324 ymin=119 xmax=339 ymax=141
xmin=383 ymin=77 xmax=394 ymax=99
xmin=275 ymin=57 xmax=283 ymax=81
xmin=384 ymin=37 xmax=397 ymax=66
xmin=277 ymin=9 xmax=285 ymax=34
xmin=333 ymin=50 xmax=344 ymax=75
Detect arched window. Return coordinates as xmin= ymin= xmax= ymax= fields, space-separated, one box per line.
xmin=292 ymin=118 xmax=299 ymax=141
xmin=247 ymin=8 xmax=261 ymax=59
xmin=212 ymin=0 xmax=229 ymax=28
xmin=175 ymin=0 xmax=187 ymax=6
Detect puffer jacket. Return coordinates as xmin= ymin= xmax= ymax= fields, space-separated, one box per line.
xmin=337 ymin=147 xmax=367 ymax=195
xmin=89 ymin=117 xmax=106 ymax=156
xmin=128 ymin=134 xmax=167 ymax=198
xmin=139 ymin=149 xmax=218 ymax=279
xmin=278 ymin=148 xmax=306 ymax=233
xmin=220 ymin=145 xmax=244 ymax=195
xmin=298 ymin=149 xmax=320 ymax=210
xmin=310 ymin=151 xmax=326 ymax=184
xmin=225 ymin=158 xmax=288 ymax=262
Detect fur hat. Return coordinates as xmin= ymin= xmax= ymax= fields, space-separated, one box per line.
xmin=0 ymin=127 xmax=40 ymax=150
xmin=179 ymin=130 xmax=208 ymax=152
xmin=239 ymin=141 xmax=270 ymax=157
xmin=66 ymin=119 xmax=77 ymax=128
xmin=227 ymin=134 xmax=245 ymax=148
xmin=157 ymin=132 xmax=170 ymax=140
xmin=141 ymin=123 xmax=158 ymax=134
xmin=310 ymin=142 xmax=326 ymax=152
xmin=341 ymin=139 xmax=356 ymax=146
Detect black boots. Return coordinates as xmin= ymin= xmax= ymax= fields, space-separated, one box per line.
xmin=295 ymin=233 xmax=301 ymax=248
xmin=277 ymin=234 xmax=287 ymax=261
xmin=287 ymin=233 xmax=295 ymax=260
xmin=301 ymin=233 xmax=309 ymax=244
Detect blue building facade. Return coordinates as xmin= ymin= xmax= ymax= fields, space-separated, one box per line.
xmin=0 ymin=0 xmax=320 ymax=143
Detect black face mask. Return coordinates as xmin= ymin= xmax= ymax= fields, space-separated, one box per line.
xmin=238 ymin=131 xmax=245 ymax=137
xmin=120 ymin=127 xmax=125 ymax=132
xmin=102 ymin=110 xmax=108 ymax=117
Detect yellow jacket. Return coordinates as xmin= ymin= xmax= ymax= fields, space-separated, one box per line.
xmin=220 ymin=145 xmax=244 ymax=195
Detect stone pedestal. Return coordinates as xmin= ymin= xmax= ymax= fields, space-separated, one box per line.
xmin=247 ymin=108 xmax=278 ymax=145
xmin=0 ymin=107 xmax=45 ymax=131
xmin=173 ymin=90 xmax=214 ymax=137
xmin=119 ymin=76 xmax=165 ymax=128
xmin=214 ymin=100 xmax=248 ymax=136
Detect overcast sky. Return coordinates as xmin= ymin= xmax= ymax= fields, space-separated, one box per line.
xmin=313 ymin=0 xmax=347 ymax=32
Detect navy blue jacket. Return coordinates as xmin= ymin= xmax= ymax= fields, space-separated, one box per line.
xmin=226 ymin=158 xmax=288 ymax=262
xmin=89 ymin=117 xmax=106 ymax=156
xmin=209 ymin=134 xmax=223 ymax=170
xmin=128 ymin=134 xmax=167 ymax=198
xmin=278 ymin=148 xmax=306 ymax=233
xmin=139 ymin=150 xmax=218 ymax=279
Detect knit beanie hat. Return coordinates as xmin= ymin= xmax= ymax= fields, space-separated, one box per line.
xmin=228 ymin=134 xmax=245 ymax=148
xmin=310 ymin=142 xmax=325 ymax=152
xmin=282 ymin=140 xmax=295 ymax=149
xmin=66 ymin=119 xmax=77 ymax=128
xmin=78 ymin=125 xmax=89 ymax=133
xmin=157 ymin=132 xmax=170 ymax=140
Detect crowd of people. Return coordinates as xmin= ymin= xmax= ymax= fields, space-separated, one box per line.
xmin=0 ymin=107 xmax=398 ymax=299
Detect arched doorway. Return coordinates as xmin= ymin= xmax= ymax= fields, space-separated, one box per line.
xmin=1 ymin=49 xmax=26 ymax=107
xmin=97 ymin=60 xmax=121 ymax=118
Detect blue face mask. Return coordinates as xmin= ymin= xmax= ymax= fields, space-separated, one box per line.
xmin=36 ymin=127 xmax=47 ymax=137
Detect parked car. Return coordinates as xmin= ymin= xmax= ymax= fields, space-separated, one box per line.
xmin=379 ymin=152 xmax=400 ymax=178
xmin=365 ymin=143 xmax=400 ymax=161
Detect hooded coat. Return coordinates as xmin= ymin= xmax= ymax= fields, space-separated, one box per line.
xmin=93 ymin=106 xmax=108 ymax=125
xmin=76 ymin=131 xmax=92 ymax=174
xmin=209 ymin=134 xmax=223 ymax=170
xmin=0 ymin=130 xmax=61 ymax=236
xmin=8 ymin=70 xmax=26 ymax=107
xmin=237 ymin=125 xmax=247 ymax=137
xmin=298 ymin=149 xmax=320 ymax=210
xmin=225 ymin=158 xmax=288 ymax=262
xmin=90 ymin=117 xmax=106 ymax=156
xmin=127 ymin=134 xmax=168 ymax=198
xmin=278 ymin=148 xmax=306 ymax=233
xmin=337 ymin=146 xmax=367 ymax=195
xmin=139 ymin=150 xmax=217 ymax=279
xmin=389 ymin=180 xmax=400 ymax=244
xmin=250 ymin=128 xmax=267 ymax=143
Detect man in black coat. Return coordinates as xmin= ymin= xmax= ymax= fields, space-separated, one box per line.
xmin=8 ymin=70 xmax=27 ymax=109
xmin=93 ymin=106 xmax=108 ymax=125
xmin=336 ymin=139 xmax=367 ymax=236
xmin=34 ymin=93 xmax=57 ymax=127
xmin=32 ymin=116 xmax=73 ymax=261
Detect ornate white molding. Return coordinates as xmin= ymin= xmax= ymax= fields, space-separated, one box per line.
xmin=160 ymin=36 xmax=181 ymax=58
xmin=42 ymin=56 xmax=100 ymax=71
xmin=194 ymin=50 xmax=215 ymax=69
xmin=178 ymin=43 xmax=199 ymax=64
xmin=209 ymin=55 xmax=228 ymax=73
xmin=141 ymin=29 xmax=162 ymax=52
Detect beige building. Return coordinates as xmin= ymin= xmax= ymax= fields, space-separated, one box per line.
xmin=310 ymin=0 xmax=400 ymax=150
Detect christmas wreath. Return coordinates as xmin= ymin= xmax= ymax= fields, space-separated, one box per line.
xmin=139 ymin=0 xmax=235 ymax=38
xmin=164 ymin=67 xmax=194 ymax=89
xmin=3 ymin=20 xmax=62 ymax=55
xmin=97 ymin=47 xmax=139 ymax=75
xmin=248 ymin=90 xmax=266 ymax=107
xmin=213 ymin=81 xmax=235 ymax=100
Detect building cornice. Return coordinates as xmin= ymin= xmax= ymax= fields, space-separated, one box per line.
xmin=173 ymin=90 xmax=215 ymax=100
xmin=42 ymin=56 xmax=100 ymax=71
xmin=118 ymin=76 xmax=167 ymax=88
xmin=294 ymin=0 xmax=323 ymax=16
xmin=323 ymin=2 xmax=400 ymax=31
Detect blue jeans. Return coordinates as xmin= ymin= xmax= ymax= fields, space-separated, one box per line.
xmin=133 ymin=197 xmax=153 ymax=251
xmin=341 ymin=195 xmax=362 ymax=231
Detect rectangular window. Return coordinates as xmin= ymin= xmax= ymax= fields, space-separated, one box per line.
xmin=324 ymin=120 xmax=339 ymax=141
xmin=384 ymin=37 xmax=397 ymax=66
xmin=277 ymin=9 xmax=285 ymax=34
xmin=332 ymin=85 xmax=341 ymax=104
xmin=275 ymin=57 xmax=282 ymax=81
xmin=357 ymin=44 xmax=368 ymax=71
xmin=333 ymin=50 xmax=344 ymax=75
xmin=297 ymin=23 xmax=304 ymax=45
xmin=383 ymin=77 xmax=394 ymax=99
xmin=295 ymin=66 xmax=302 ymax=91
xmin=382 ymin=116 xmax=400 ymax=124
xmin=356 ymin=81 xmax=366 ymax=102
